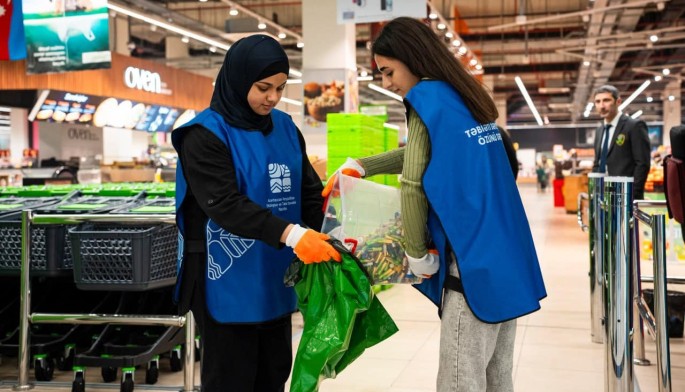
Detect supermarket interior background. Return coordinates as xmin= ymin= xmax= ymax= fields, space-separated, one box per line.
xmin=0 ymin=0 xmax=685 ymax=391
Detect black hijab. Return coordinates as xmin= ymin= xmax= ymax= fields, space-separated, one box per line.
xmin=210 ymin=35 xmax=290 ymax=132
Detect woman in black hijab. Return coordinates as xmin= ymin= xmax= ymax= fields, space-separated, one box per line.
xmin=172 ymin=34 xmax=339 ymax=391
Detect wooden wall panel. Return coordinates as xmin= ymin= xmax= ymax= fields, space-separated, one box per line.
xmin=0 ymin=53 xmax=214 ymax=110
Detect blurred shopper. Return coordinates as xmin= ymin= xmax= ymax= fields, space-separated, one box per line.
xmin=172 ymin=34 xmax=340 ymax=392
xmin=592 ymin=84 xmax=651 ymax=199
xmin=536 ymin=155 xmax=550 ymax=192
xmin=323 ymin=17 xmax=546 ymax=392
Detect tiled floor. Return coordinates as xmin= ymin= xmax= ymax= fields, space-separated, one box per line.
xmin=1 ymin=184 xmax=684 ymax=391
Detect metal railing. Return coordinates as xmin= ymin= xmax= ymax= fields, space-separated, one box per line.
xmin=603 ymin=177 xmax=634 ymax=391
xmin=11 ymin=211 xmax=198 ymax=391
xmin=632 ymin=200 xmax=672 ymax=392
xmin=578 ymin=172 xmax=606 ymax=344
xmin=581 ymin=175 xmax=673 ymax=392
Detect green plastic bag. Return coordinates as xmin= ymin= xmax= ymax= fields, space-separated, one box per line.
xmin=285 ymin=241 xmax=399 ymax=392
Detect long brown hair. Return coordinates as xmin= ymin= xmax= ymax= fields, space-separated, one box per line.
xmin=372 ymin=17 xmax=498 ymax=124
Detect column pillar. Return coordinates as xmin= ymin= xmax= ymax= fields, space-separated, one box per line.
xmin=109 ymin=13 xmax=130 ymax=56
xmin=165 ymin=36 xmax=189 ymax=60
xmin=483 ymin=75 xmax=507 ymax=129
xmin=301 ymin=0 xmax=358 ymax=159
xmin=662 ymin=79 xmax=681 ymax=146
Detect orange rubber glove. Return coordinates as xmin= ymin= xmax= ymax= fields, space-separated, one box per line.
xmin=285 ymin=224 xmax=341 ymax=264
xmin=322 ymin=158 xmax=365 ymax=198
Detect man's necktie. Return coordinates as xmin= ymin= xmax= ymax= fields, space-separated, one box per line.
xmin=598 ymin=124 xmax=612 ymax=173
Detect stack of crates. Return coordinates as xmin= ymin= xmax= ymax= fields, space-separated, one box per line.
xmin=327 ymin=113 xmax=400 ymax=188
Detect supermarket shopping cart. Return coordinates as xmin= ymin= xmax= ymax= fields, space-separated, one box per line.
xmin=64 ymin=199 xmax=184 ymax=391
xmin=0 ymin=191 xmax=148 ymax=381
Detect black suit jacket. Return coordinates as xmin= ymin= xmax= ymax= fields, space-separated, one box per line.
xmin=592 ymin=114 xmax=651 ymax=199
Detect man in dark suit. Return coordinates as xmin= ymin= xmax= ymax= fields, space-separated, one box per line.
xmin=591 ymin=84 xmax=651 ymax=200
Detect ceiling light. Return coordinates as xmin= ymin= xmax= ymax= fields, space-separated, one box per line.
xmin=280 ymin=97 xmax=302 ymax=106
xmin=368 ymin=83 xmax=402 ymax=102
xmin=662 ymin=68 xmax=670 ymax=75
xmin=429 ymin=13 xmax=438 ymax=20
xmin=452 ymin=40 xmax=461 ymax=47
xmin=278 ymin=32 xmax=287 ymax=39
xmin=514 ymin=76 xmax=544 ymax=126
xmin=631 ymin=110 xmax=643 ymax=119
xmin=181 ymin=36 xmax=189 ymax=43
xmin=229 ymin=8 xmax=239 ymax=16
xmin=654 ymin=75 xmax=662 ymax=81
xmin=360 ymin=70 xmax=368 ymax=77
xmin=583 ymin=60 xmax=590 ymax=66
xmin=445 ymin=32 xmax=453 ymax=38
xmin=150 ymin=25 xmax=157 ymax=32
xmin=650 ymin=34 xmax=659 ymax=42
xmin=199 ymin=0 xmax=208 ymax=2
xmin=657 ymin=2 xmax=665 ymax=10
xmin=647 ymin=96 xmax=653 ymax=102
xmin=469 ymin=59 xmax=478 ymax=66
xmin=357 ymin=76 xmax=373 ymax=81
xmin=258 ymin=22 xmax=267 ymax=30
xmin=289 ymin=69 xmax=302 ymax=77
xmin=618 ymin=80 xmax=651 ymax=111
xmin=286 ymin=79 xmax=302 ymax=84
xmin=669 ymin=95 xmax=675 ymax=101
xmin=107 ymin=3 xmax=230 ymax=51
xmin=458 ymin=47 xmax=467 ymax=55
xmin=475 ymin=64 xmax=483 ymax=70
xmin=437 ymin=23 xmax=446 ymax=30
xmin=583 ymin=102 xmax=594 ymax=118
xmin=539 ymin=87 xmax=571 ymax=94
xmin=209 ymin=46 xmax=217 ymax=53
xmin=296 ymin=42 xmax=304 ymax=48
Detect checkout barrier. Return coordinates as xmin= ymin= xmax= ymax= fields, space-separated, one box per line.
xmin=8 ymin=211 xmax=198 ymax=392
xmin=579 ymin=176 xmax=675 ymax=392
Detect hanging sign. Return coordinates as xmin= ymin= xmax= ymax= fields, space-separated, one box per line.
xmin=22 ymin=0 xmax=111 ymax=74
xmin=336 ymin=0 xmax=425 ymax=24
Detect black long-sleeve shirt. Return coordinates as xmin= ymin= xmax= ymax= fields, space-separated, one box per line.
xmin=175 ymin=124 xmax=324 ymax=314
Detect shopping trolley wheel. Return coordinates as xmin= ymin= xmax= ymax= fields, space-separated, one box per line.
xmin=102 ymin=366 xmax=117 ymax=383
xmin=120 ymin=371 xmax=134 ymax=392
xmin=169 ymin=346 xmax=183 ymax=372
xmin=71 ymin=369 xmax=85 ymax=392
xmin=145 ymin=358 xmax=159 ymax=385
xmin=34 ymin=355 xmax=55 ymax=381
xmin=58 ymin=344 xmax=75 ymax=371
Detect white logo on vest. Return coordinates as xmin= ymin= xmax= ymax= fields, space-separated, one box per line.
xmin=206 ymin=226 xmax=255 ymax=280
xmin=269 ymin=163 xmax=291 ymax=193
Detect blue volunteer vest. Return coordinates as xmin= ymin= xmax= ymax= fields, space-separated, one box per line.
xmin=172 ymin=108 xmax=302 ymax=323
xmin=407 ymin=80 xmax=547 ymax=323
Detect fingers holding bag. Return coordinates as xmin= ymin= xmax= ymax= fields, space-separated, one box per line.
xmin=406 ymin=249 xmax=440 ymax=278
xmin=322 ymin=158 xmax=365 ymax=198
xmin=285 ymin=224 xmax=341 ymax=264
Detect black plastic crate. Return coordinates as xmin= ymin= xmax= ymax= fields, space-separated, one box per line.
xmin=0 ymin=197 xmax=71 ymax=277
xmin=70 ymin=224 xmax=178 ymax=291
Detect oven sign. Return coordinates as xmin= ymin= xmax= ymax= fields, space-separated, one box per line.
xmin=124 ymin=66 xmax=172 ymax=95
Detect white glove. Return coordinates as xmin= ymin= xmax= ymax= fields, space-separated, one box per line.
xmin=284 ymin=224 xmax=308 ymax=248
xmin=406 ymin=252 xmax=439 ymax=277
xmin=338 ymin=157 xmax=365 ymax=177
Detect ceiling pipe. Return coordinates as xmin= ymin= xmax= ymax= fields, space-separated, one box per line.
xmin=488 ymin=0 xmax=669 ymax=31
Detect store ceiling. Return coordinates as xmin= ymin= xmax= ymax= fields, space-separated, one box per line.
xmin=116 ymin=0 xmax=685 ymax=128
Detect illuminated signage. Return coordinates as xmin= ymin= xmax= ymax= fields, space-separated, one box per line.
xmin=124 ymin=66 xmax=171 ymax=95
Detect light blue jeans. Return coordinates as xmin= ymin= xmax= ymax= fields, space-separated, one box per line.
xmin=437 ymin=261 xmax=517 ymax=392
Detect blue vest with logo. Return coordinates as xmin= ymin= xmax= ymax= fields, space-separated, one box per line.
xmin=407 ymin=80 xmax=546 ymax=323
xmin=172 ymin=108 xmax=302 ymax=323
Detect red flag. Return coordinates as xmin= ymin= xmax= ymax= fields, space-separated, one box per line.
xmin=0 ymin=0 xmax=26 ymax=61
